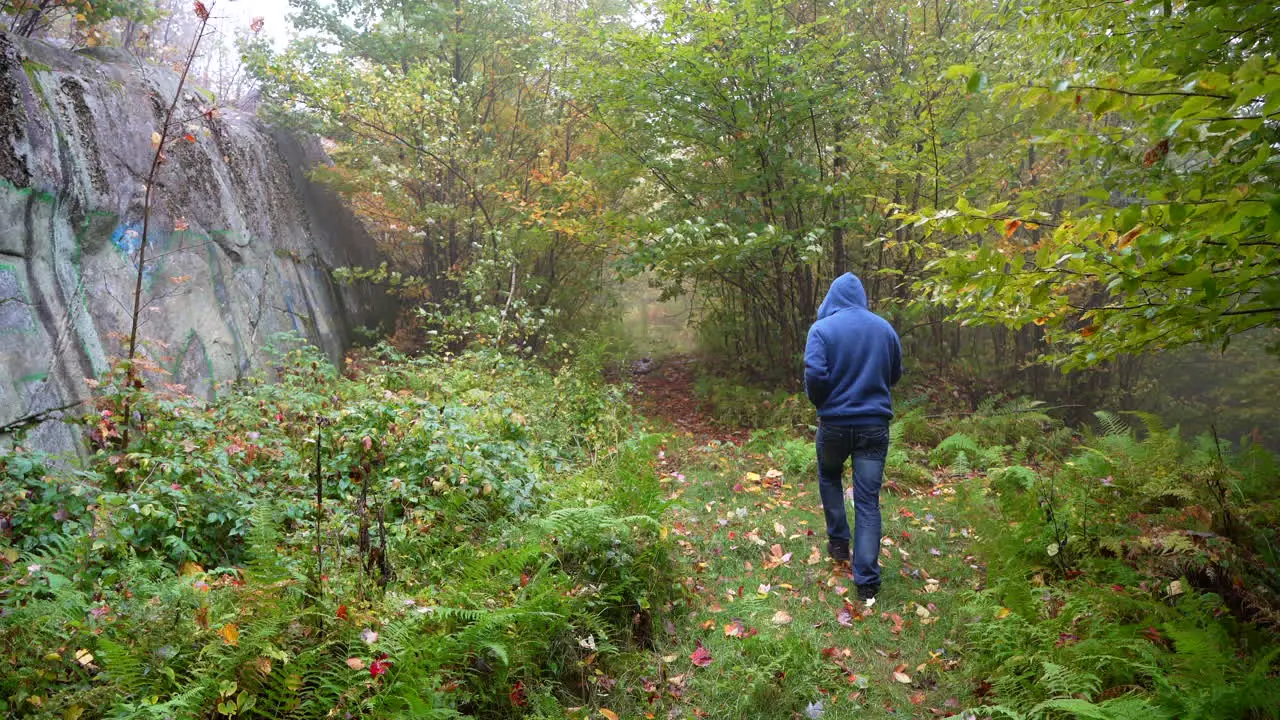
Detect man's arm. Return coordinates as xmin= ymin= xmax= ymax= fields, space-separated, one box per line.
xmin=804 ymin=326 xmax=833 ymax=408
xmin=889 ymin=330 xmax=903 ymax=386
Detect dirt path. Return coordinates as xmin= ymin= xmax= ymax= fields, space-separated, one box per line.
xmin=627 ymin=355 xmax=749 ymax=445
xmin=623 ymin=361 xmax=979 ymax=719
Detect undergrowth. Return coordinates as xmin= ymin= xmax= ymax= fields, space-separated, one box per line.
xmin=0 ymin=337 xmax=679 ymax=719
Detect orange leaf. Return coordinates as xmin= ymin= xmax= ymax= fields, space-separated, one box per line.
xmin=1117 ymin=224 xmax=1143 ymax=248
xmin=600 ymin=710 xmax=620 ymax=720
xmin=1003 ymin=219 xmax=1022 ymax=239
xmin=218 ymin=623 xmax=239 ymax=646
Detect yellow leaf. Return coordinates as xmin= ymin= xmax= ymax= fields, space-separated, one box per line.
xmin=64 ymin=705 xmax=85 ymax=720
xmin=600 ymin=710 xmax=620 ymax=720
xmin=744 ymin=472 xmax=761 ymax=483
xmin=218 ymin=623 xmax=239 ymax=646
xmin=150 ymin=132 xmax=162 ymax=149
xmin=995 ymin=607 xmax=1011 ymax=619
xmin=74 ymin=649 xmax=94 ymax=666
xmin=179 ymin=561 xmax=203 ymax=576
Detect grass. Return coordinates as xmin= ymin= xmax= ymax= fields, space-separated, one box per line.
xmin=589 ymin=433 xmax=980 ymax=719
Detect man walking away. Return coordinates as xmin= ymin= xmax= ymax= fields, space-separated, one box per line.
xmin=803 ymin=273 xmax=903 ymax=607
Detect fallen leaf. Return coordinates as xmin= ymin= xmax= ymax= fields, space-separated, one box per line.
xmin=724 ymin=620 xmax=746 ymax=638
xmin=837 ymin=602 xmax=855 ymax=626
xmin=690 ymin=641 xmax=713 ymax=667
xmin=600 ymin=710 xmax=619 ymax=720
xmin=893 ymin=671 xmax=912 ymax=684
xmin=772 ymin=610 xmax=793 ymax=625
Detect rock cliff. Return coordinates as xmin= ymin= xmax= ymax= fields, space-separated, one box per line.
xmin=0 ymin=33 xmax=393 ymax=457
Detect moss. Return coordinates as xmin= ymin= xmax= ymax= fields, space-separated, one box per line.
xmin=21 ymin=58 xmax=51 ymax=75
xmin=20 ymin=58 xmax=50 ymax=113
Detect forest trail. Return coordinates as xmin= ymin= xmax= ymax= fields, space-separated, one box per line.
xmin=625 ymin=361 xmax=981 ymax=719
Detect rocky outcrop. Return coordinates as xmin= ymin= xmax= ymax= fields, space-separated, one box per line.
xmin=0 ymin=33 xmax=393 ymax=457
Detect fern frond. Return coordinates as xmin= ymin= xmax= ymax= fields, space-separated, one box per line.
xmin=1094 ymin=411 xmax=1130 ymax=438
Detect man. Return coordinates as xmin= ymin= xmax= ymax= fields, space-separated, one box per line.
xmin=803 ymin=273 xmax=902 ymax=607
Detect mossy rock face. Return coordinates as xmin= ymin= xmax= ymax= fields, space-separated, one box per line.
xmin=73 ymin=46 xmax=138 ymax=65
xmin=0 ymin=36 xmax=31 ymax=188
xmin=0 ymin=34 xmax=397 ymax=456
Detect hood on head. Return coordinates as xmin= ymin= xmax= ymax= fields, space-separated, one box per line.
xmin=817 ymin=273 xmax=868 ymax=319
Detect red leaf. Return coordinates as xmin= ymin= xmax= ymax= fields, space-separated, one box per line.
xmin=1143 ymin=138 xmax=1170 ymax=167
xmin=369 ymin=654 xmax=391 ymax=678
xmin=519 ymin=572 xmax=530 ymax=587
xmin=336 ymin=604 xmax=348 ymax=621
xmin=690 ymin=641 xmax=713 ymax=667
xmin=193 ymin=0 xmax=209 ymax=21
xmin=509 ymin=680 xmax=527 ymax=707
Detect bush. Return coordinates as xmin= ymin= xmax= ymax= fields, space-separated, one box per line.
xmin=693 ymin=376 xmax=810 ymax=431
xmin=0 ymin=338 xmax=678 ymax=719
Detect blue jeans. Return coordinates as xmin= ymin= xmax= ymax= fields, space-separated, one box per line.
xmin=816 ymin=422 xmax=889 ymax=587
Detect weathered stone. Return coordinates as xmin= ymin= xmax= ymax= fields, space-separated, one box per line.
xmin=0 ymin=34 xmax=394 ymax=459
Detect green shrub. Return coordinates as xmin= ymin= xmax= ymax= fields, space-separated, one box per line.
xmin=693 ymin=376 xmax=810 ymax=431
xmin=0 ymin=339 xmax=676 ymax=719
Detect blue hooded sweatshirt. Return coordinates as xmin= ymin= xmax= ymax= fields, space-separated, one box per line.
xmin=803 ymin=273 xmax=902 ymax=425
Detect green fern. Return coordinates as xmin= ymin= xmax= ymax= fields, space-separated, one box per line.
xmin=1094 ymin=411 xmax=1130 ymax=438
